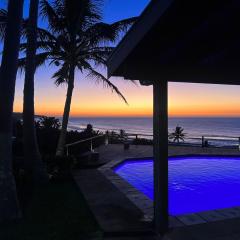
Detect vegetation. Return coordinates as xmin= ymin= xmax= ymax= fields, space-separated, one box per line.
xmin=169 ymin=126 xmax=186 ymax=143
xmin=36 ymin=116 xmax=61 ymax=130
xmin=18 ymin=0 xmax=136 ymax=157
xmin=0 ymin=0 xmax=137 ymax=234
xmin=0 ymin=0 xmax=24 ymax=223
xmin=10 ymin=119 xmax=104 ymax=238
xmin=0 ymin=179 xmax=102 ymax=240
xmin=13 ymin=118 xmax=103 ymax=179
xmin=23 ymin=0 xmax=48 ymax=184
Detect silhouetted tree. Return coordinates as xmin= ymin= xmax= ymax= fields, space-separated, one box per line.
xmin=169 ymin=126 xmax=186 ymax=143
xmin=19 ymin=0 xmax=136 ymax=157
xmin=37 ymin=116 xmax=61 ymax=130
xmin=23 ymin=0 xmax=48 ymax=184
xmin=85 ymin=124 xmax=94 ymax=135
xmin=0 ymin=1 xmax=49 ymax=184
xmin=0 ymin=0 xmax=24 ymax=222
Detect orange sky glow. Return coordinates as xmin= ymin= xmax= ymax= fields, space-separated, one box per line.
xmin=13 ymin=71 xmax=240 ymax=117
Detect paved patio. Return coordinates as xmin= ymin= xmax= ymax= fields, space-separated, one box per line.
xmin=96 ymin=144 xmax=240 ymax=161
xmin=74 ymin=144 xmax=240 ymax=239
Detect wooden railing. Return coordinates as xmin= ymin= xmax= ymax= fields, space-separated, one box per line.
xmin=126 ymin=133 xmax=153 ymax=140
xmin=73 ymin=125 xmax=240 ymax=148
xmin=65 ymin=135 xmax=106 ymax=156
xmin=200 ymin=135 xmax=240 ymax=148
xmin=65 ymin=131 xmax=240 ymax=154
xmin=125 ymin=133 xmax=240 ymax=148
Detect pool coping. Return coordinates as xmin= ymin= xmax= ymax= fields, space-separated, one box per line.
xmin=98 ymin=154 xmax=240 ymax=227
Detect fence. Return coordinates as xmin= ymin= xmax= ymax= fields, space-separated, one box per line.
xmin=125 ymin=133 xmax=240 ymax=149
xmin=65 ymin=135 xmax=107 ymax=156
xmin=65 ymin=132 xmax=240 ymax=155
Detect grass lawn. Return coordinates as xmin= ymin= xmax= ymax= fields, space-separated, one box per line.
xmin=0 ymin=179 xmax=102 ymax=240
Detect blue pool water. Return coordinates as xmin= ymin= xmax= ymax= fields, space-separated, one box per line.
xmin=114 ymin=156 xmax=240 ymax=215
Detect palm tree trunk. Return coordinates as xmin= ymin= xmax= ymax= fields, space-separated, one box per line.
xmin=23 ymin=0 xmax=48 ymax=184
xmin=56 ymin=65 xmax=75 ymax=157
xmin=0 ymin=0 xmax=23 ymax=222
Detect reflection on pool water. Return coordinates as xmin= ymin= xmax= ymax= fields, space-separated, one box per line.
xmin=114 ymin=156 xmax=240 ymax=215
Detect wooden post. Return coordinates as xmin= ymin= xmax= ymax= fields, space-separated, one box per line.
xmin=202 ymin=136 xmax=205 ymax=148
xmin=66 ymin=146 xmax=69 ymax=156
xmin=153 ymin=79 xmax=168 ymax=235
xmin=90 ymin=139 xmax=93 ymax=152
xmin=105 ymin=133 xmax=109 ymax=145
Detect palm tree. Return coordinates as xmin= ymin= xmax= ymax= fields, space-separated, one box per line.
xmin=37 ymin=116 xmax=61 ymax=130
xmin=19 ymin=0 xmax=136 ymax=157
xmin=0 ymin=1 xmax=49 ymax=184
xmin=169 ymin=126 xmax=186 ymax=143
xmin=23 ymin=0 xmax=48 ymax=184
xmin=0 ymin=0 xmax=24 ymax=222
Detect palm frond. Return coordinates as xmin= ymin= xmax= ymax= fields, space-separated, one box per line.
xmin=64 ymin=0 xmax=102 ymax=34
xmin=18 ymin=52 xmax=51 ymax=72
xmin=52 ymin=63 xmax=70 ymax=86
xmin=19 ymin=40 xmax=54 ymax=53
xmin=20 ymin=18 xmax=30 ymax=41
xmin=110 ymin=17 xmax=138 ymax=35
xmin=40 ymin=0 xmax=65 ymax=34
xmin=37 ymin=27 xmax=58 ymax=43
xmin=33 ymin=0 xmax=137 ymax=105
xmin=84 ymin=16 xmax=137 ymax=45
xmin=75 ymin=0 xmax=102 ymax=29
xmin=0 ymin=8 xmax=7 ymax=40
xmin=89 ymin=46 xmax=115 ymax=53
xmin=83 ymin=62 xmax=128 ymax=104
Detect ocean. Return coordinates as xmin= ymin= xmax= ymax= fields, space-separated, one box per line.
xmin=67 ymin=117 xmax=240 ymax=147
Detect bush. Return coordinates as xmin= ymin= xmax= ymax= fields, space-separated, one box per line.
xmin=44 ymin=155 xmax=74 ymax=181
xmin=12 ymin=118 xmax=105 ymax=182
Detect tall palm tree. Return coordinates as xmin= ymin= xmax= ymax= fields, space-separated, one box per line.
xmin=23 ymin=0 xmax=48 ymax=184
xmin=0 ymin=0 xmax=24 ymax=222
xmin=19 ymin=0 xmax=136 ymax=157
xmin=0 ymin=1 xmax=49 ymax=184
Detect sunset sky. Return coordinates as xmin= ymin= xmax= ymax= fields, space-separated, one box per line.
xmin=3 ymin=0 xmax=240 ymax=117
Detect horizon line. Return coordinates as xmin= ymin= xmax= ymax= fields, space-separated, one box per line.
xmin=43 ymin=115 xmax=240 ymax=118
xmin=14 ymin=112 xmax=240 ymax=118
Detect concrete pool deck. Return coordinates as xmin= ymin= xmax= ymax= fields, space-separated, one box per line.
xmin=73 ymin=144 xmax=240 ymax=239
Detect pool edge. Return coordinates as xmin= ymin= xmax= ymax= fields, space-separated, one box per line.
xmin=98 ymin=154 xmax=240 ymax=227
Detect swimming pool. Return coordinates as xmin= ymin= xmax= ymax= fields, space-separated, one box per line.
xmin=114 ymin=156 xmax=240 ymax=215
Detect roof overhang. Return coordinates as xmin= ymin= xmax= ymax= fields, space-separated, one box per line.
xmin=107 ymin=0 xmax=240 ymax=85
